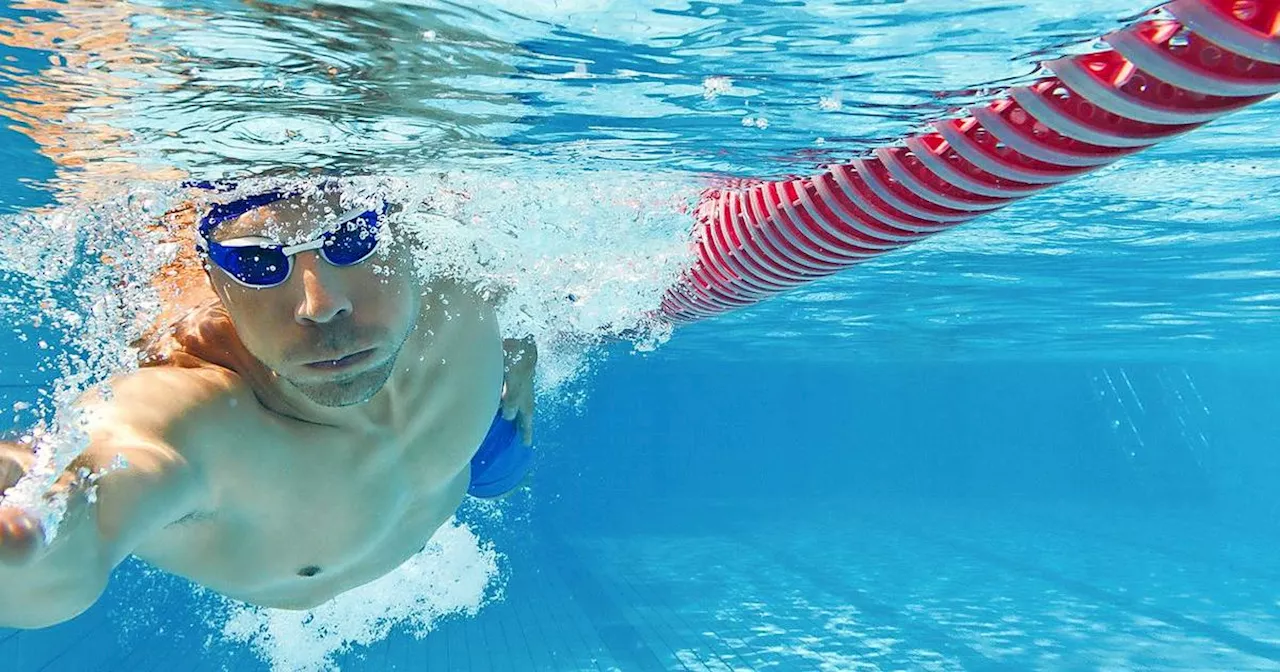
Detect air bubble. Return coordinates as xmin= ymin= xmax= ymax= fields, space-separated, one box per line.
xmin=702 ymin=76 xmax=732 ymax=100
xmin=819 ymin=90 xmax=842 ymax=112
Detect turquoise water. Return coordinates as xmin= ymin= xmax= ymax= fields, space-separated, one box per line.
xmin=2 ymin=0 xmax=1280 ymax=670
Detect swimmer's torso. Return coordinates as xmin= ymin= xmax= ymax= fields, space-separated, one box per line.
xmin=121 ymin=281 xmax=504 ymax=609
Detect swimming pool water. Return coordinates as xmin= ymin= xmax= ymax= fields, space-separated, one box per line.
xmin=8 ymin=358 xmax=1280 ymax=670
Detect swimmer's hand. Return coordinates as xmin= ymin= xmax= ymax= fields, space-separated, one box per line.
xmin=0 ymin=449 xmax=45 ymax=567
xmin=501 ymin=337 xmax=537 ymax=446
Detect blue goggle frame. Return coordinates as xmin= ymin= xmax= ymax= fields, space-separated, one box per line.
xmin=193 ymin=186 xmax=389 ymax=289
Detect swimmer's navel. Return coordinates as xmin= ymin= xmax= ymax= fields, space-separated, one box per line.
xmin=297 ymin=565 xmax=322 ymax=578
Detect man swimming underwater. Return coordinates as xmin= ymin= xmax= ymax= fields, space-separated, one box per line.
xmin=0 ymin=181 xmax=537 ymax=628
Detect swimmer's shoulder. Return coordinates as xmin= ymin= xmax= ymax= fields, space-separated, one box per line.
xmin=114 ymin=296 xmax=277 ymax=457
xmin=80 ymin=361 xmax=257 ymax=458
xmin=49 ymin=363 xmax=250 ymax=548
xmin=136 ymin=295 xmax=255 ymax=375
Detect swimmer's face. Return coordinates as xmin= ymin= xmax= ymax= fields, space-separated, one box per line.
xmin=205 ymin=191 xmax=419 ymax=407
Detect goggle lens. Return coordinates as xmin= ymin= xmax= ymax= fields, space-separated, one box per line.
xmin=212 ymin=242 xmax=292 ymax=287
xmin=205 ymin=207 xmax=384 ymax=288
xmin=321 ymin=212 xmax=381 ymax=266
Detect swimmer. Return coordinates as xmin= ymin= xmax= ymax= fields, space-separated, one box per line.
xmin=0 ymin=182 xmax=537 ymax=629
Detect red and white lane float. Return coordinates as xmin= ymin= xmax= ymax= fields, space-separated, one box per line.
xmin=659 ymin=0 xmax=1280 ymax=322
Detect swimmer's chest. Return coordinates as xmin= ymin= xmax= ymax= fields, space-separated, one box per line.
xmin=133 ymin=287 xmax=504 ymax=600
xmin=137 ymin=414 xmax=466 ymax=602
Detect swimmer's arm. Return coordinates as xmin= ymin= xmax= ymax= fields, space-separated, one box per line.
xmin=0 ymin=430 xmax=200 ymax=629
xmin=481 ymin=286 xmax=539 ymax=445
xmin=501 ymin=336 xmax=537 ymax=445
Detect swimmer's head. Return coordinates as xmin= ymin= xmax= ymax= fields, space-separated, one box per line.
xmin=195 ymin=182 xmax=420 ymax=408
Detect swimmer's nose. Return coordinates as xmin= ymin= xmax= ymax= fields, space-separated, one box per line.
xmin=292 ymin=252 xmax=353 ymax=325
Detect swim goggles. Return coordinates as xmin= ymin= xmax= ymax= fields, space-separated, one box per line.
xmin=194 ymin=188 xmax=389 ymax=289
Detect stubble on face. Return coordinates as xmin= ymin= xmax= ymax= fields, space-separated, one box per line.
xmin=287 ymin=355 xmax=398 ymax=407
xmin=278 ymin=320 xmax=413 ymax=407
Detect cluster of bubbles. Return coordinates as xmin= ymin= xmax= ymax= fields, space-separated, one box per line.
xmin=216 ymin=519 xmax=502 ymax=672
xmin=0 ymin=185 xmax=177 ymax=536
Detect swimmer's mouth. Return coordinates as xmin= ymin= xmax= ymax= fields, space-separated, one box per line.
xmin=304 ymin=349 xmax=375 ymax=370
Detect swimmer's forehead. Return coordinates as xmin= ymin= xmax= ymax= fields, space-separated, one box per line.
xmin=210 ymin=191 xmax=349 ymax=243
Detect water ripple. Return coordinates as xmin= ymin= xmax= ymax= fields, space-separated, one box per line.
xmin=0 ymin=0 xmax=1276 ymax=361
